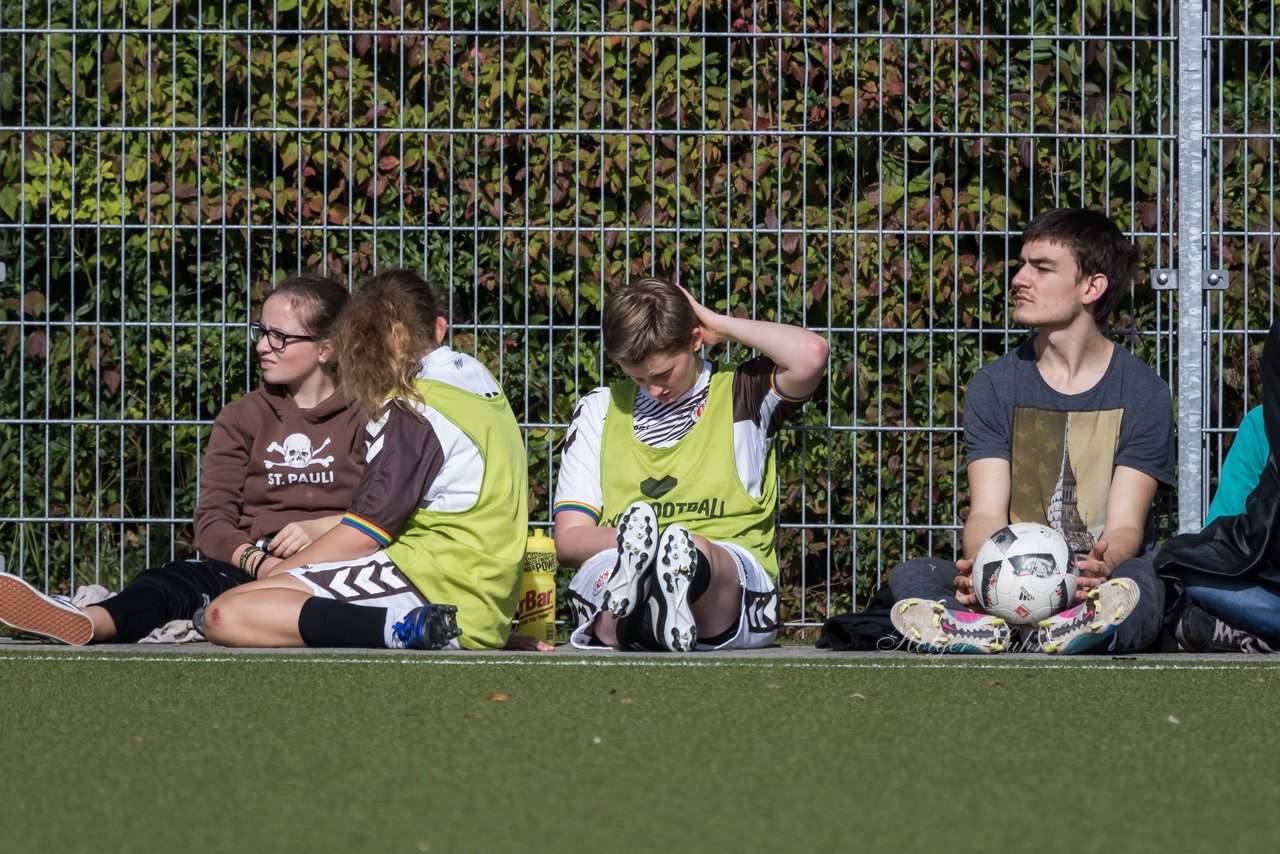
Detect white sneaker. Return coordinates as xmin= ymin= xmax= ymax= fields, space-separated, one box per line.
xmin=602 ymin=502 xmax=659 ymax=619
xmin=0 ymin=571 xmax=94 ymax=645
xmin=649 ymin=525 xmax=698 ymax=652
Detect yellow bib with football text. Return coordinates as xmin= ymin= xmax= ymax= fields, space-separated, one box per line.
xmin=599 ymin=371 xmax=779 ymax=580
xmin=383 ymin=380 xmax=527 ymax=650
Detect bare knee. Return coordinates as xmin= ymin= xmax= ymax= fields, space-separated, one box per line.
xmin=83 ymin=605 xmax=117 ymax=643
xmin=201 ymin=596 xmax=242 ymax=646
xmin=686 ymin=537 xmax=741 ymax=637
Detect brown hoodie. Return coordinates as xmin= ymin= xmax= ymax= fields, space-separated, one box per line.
xmin=193 ymin=383 xmax=366 ymax=563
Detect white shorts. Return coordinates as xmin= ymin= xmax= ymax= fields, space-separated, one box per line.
xmin=288 ymin=553 xmax=462 ymax=650
xmin=565 ymin=540 xmax=780 ymax=650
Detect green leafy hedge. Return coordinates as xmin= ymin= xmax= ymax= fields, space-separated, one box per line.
xmin=2 ymin=0 xmax=1277 ymax=626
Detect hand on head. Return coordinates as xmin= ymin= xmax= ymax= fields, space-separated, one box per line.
xmin=677 ymin=283 xmax=725 ymax=347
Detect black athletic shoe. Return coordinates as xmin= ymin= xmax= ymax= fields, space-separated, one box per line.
xmin=390 ymin=604 xmax=462 ymax=650
xmin=1175 ymin=604 xmax=1275 ymax=654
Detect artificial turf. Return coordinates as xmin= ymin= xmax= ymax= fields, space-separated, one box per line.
xmin=3 ymin=651 xmax=1279 ymax=853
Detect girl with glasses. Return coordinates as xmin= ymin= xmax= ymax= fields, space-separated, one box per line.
xmin=200 ymin=269 xmax=541 ymax=652
xmin=0 ymin=276 xmax=366 ymax=644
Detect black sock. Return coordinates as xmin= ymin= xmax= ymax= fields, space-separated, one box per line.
xmin=608 ymin=599 xmax=673 ymax=651
xmin=298 ymin=598 xmax=387 ymax=648
xmin=688 ymin=549 xmax=712 ymax=603
xmin=612 ymin=608 xmax=649 ymax=649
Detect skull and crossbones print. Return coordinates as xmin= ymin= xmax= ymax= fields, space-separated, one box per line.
xmin=265 ymin=434 xmax=334 ymax=469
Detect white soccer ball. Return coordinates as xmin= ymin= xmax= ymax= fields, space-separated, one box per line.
xmin=972 ymin=522 xmax=1077 ymax=627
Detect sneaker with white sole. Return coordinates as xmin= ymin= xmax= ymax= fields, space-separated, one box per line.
xmin=1175 ymin=604 xmax=1276 ymax=654
xmin=1038 ymin=578 xmax=1140 ymax=655
xmin=602 ymin=501 xmax=659 ymax=619
xmin=649 ymin=524 xmax=698 ymax=652
xmin=0 ymin=571 xmax=94 ymax=645
xmin=890 ymin=598 xmax=1011 ymax=654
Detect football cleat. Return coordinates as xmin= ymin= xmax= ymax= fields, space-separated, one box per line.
xmin=390 ymin=603 xmax=462 ymax=650
xmin=602 ymin=501 xmax=659 ymax=619
xmin=889 ymin=598 xmax=1011 ymax=654
xmin=0 ymin=571 xmax=94 ymax=645
xmin=1038 ymin=578 xmax=1140 ymax=655
xmin=648 ymin=524 xmax=698 ymax=652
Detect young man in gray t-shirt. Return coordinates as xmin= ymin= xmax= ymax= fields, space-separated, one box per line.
xmin=888 ymin=208 xmax=1174 ymax=655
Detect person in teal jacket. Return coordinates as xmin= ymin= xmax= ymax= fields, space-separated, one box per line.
xmin=1204 ymin=406 xmax=1267 ymax=525
xmin=1169 ymin=404 xmax=1278 ymax=652
xmin=1157 ymin=311 xmax=1280 ymax=653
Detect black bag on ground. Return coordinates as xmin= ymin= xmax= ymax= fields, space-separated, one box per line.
xmin=817 ymin=584 xmax=902 ymax=651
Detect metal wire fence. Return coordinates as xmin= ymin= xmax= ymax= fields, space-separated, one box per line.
xmin=1202 ymin=0 xmax=1280 ymax=512
xmin=0 ymin=0 xmax=1275 ymax=630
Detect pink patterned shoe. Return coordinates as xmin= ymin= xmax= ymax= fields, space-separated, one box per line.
xmin=1038 ymin=578 xmax=1139 ymax=655
xmin=890 ymin=598 xmax=1011 ymax=654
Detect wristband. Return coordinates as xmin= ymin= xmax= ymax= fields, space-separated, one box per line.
xmin=250 ymin=549 xmax=267 ymax=579
xmin=239 ymin=545 xmax=262 ymax=576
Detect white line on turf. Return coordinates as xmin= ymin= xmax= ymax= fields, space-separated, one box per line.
xmin=1 ymin=652 xmax=1278 ymax=671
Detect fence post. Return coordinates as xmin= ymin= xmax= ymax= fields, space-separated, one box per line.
xmin=1176 ymin=0 xmax=1207 ymax=533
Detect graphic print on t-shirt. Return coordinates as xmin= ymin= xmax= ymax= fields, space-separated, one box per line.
xmin=264 ymin=432 xmax=336 ymax=485
xmin=1009 ymin=406 xmax=1122 ymax=557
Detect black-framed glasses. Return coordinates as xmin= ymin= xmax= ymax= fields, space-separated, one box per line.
xmin=249 ymin=322 xmax=317 ymax=352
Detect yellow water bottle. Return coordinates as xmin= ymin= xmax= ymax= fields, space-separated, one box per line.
xmin=516 ymin=528 xmax=557 ymax=644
